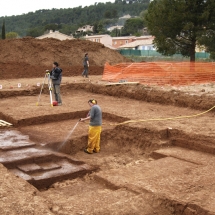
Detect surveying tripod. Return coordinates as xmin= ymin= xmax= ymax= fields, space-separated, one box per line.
xmin=36 ymin=70 xmax=53 ymax=107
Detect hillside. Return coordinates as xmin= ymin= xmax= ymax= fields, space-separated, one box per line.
xmin=0 ymin=37 xmax=131 ymax=79
xmin=0 ymin=0 xmax=149 ymax=37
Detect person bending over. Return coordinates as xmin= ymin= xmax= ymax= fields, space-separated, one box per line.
xmin=80 ymin=99 xmax=102 ymax=154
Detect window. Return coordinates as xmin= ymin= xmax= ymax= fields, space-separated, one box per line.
xmin=125 ymin=40 xmax=128 ymax=44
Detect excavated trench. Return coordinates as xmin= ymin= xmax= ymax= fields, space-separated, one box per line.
xmin=1 ymin=114 xmax=214 ymax=214
xmin=1 ymin=85 xmax=215 ymax=214
xmin=0 ymin=124 xmax=168 ymax=188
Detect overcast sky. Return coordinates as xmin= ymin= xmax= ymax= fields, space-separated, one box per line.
xmin=1 ymin=0 xmax=115 ymax=17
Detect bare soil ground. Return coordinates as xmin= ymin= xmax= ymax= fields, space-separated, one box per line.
xmin=0 ymin=163 xmax=52 ymax=215
xmin=1 ymin=38 xmax=215 ymax=215
xmin=1 ymin=76 xmax=215 ymax=215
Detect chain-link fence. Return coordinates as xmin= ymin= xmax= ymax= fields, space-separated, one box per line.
xmin=119 ymin=50 xmax=211 ymax=62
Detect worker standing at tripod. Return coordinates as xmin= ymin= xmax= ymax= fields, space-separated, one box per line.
xmin=50 ymin=62 xmax=62 ymax=106
xmin=80 ymin=99 xmax=102 ymax=154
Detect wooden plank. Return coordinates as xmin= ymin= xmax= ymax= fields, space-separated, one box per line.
xmin=0 ymin=120 xmax=12 ymax=127
xmin=0 ymin=120 xmax=12 ymax=126
xmin=105 ymin=82 xmax=139 ymax=86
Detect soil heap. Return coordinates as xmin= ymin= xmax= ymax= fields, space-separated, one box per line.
xmin=0 ymin=37 xmax=130 ymax=79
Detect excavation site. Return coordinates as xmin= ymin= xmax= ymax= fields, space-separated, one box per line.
xmin=0 ymin=38 xmax=215 ymax=215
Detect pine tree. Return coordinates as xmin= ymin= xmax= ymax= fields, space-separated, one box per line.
xmin=145 ymin=0 xmax=215 ymax=62
xmin=2 ymin=20 xmax=5 ymax=40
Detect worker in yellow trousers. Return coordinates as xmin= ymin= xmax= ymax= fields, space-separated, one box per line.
xmin=80 ymin=99 xmax=102 ymax=154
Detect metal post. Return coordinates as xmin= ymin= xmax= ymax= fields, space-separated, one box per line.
xmin=36 ymin=73 xmax=47 ymax=106
xmin=47 ymin=72 xmax=53 ymax=107
xmin=36 ymin=71 xmax=53 ymax=107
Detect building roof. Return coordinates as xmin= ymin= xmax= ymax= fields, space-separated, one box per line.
xmin=107 ymin=25 xmax=123 ymax=32
xmin=119 ymin=14 xmax=131 ymax=19
xmin=119 ymin=38 xmax=154 ymax=48
xmin=112 ymin=36 xmax=135 ymax=40
xmin=134 ymin=36 xmax=154 ymax=40
xmin=36 ymin=30 xmax=73 ymax=40
xmin=84 ymin=34 xmax=111 ymax=39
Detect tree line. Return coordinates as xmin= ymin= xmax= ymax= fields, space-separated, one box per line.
xmin=2 ymin=0 xmax=215 ymax=61
xmin=0 ymin=0 xmax=149 ymax=38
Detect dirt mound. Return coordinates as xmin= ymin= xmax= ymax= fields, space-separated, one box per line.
xmin=0 ymin=37 xmax=130 ymax=79
xmin=0 ymin=163 xmax=52 ymax=214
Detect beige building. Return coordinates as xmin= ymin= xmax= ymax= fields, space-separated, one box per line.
xmin=119 ymin=36 xmax=154 ymax=50
xmin=107 ymin=25 xmax=123 ymax=32
xmin=37 ymin=30 xmax=73 ymax=40
xmin=84 ymin=34 xmax=115 ymax=49
xmin=76 ymin=25 xmax=94 ymax=34
xmin=112 ymin=36 xmax=135 ymax=48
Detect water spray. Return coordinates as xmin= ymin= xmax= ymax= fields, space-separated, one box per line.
xmin=57 ymin=120 xmax=80 ymax=151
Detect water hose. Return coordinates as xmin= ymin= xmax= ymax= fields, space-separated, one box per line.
xmin=110 ymin=105 xmax=215 ymax=126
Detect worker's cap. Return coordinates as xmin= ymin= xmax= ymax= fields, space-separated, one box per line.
xmin=88 ymin=99 xmax=97 ymax=104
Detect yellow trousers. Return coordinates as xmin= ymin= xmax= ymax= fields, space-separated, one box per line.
xmin=86 ymin=126 xmax=102 ymax=153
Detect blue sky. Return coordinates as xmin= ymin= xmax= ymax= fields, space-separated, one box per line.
xmin=1 ymin=0 xmax=115 ymax=17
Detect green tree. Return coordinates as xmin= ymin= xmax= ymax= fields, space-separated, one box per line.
xmin=145 ymin=0 xmax=215 ymax=62
xmin=60 ymin=24 xmax=78 ymax=36
xmin=26 ymin=27 xmax=44 ymax=37
xmin=2 ymin=20 xmax=6 ymax=40
xmin=44 ymin=23 xmax=61 ymax=31
xmin=116 ymin=28 xmax=118 ymax=37
xmin=121 ymin=18 xmax=144 ymax=36
xmin=210 ymin=52 xmax=215 ymax=60
xmin=139 ymin=9 xmax=147 ymax=19
xmin=104 ymin=11 xmax=112 ymax=19
xmin=110 ymin=28 xmax=120 ymax=37
xmin=114 ymin=0 xmax=123 ymax=3
xmin=93 ymin=22 xmax=99 ymax=34
xmin=112 ymin=9 xmax=118 ymax=18
xmin=198 ymin=27 xmax=215 ymax=60
xmin=98 ymin=21 xmax=104 ymax=33
xmin=6 ymin=32 xmax=19 ymax=39
xmin=0 ymin=1 xmax=149 ymax=37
